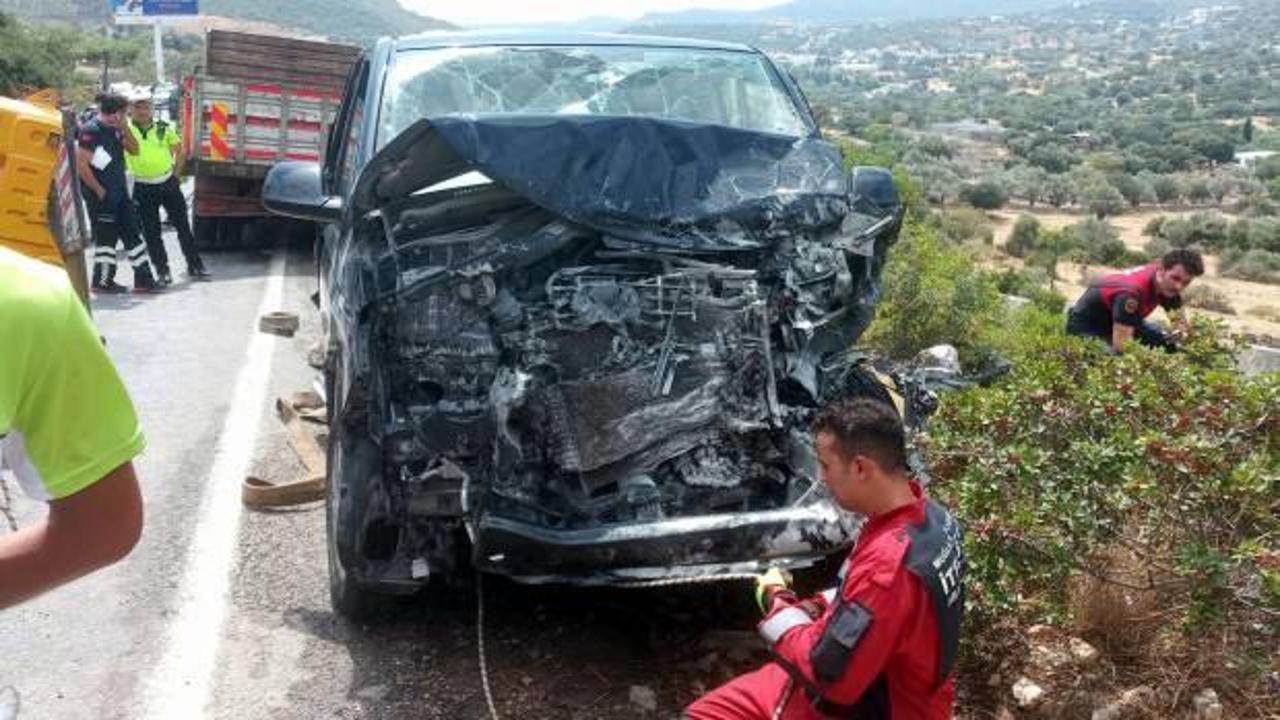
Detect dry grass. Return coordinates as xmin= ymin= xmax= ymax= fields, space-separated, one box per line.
xmin=1069 ymin=547 xmax=1170 ymax=662
xmin=1062 ymin=543 xmax=1280 ymax=719
xmin=1248 ymin=305 xmax=1280 ymax=323
xmin=1182 ymin=286 xmax=1237 ymax=315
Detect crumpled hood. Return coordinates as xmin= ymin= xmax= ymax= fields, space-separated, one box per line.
xmin=354 ymin=116 xmax=852 ymax=250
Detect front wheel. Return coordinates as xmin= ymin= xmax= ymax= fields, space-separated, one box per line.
xmin=325 ymin=367 xmax=388 ymax=621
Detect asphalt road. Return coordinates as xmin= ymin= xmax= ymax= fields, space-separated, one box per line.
xmin=1 ymin=231 xmax=777 ymax=720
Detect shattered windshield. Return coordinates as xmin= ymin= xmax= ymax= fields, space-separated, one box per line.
xmin=378 ymin=45 xmax=810 ymax=146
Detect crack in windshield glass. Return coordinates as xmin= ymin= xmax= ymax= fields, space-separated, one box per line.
xmin=379 ymin=45 xmax=808 ymax=146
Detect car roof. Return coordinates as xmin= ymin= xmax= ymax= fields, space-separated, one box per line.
xmin=391 ymin=30 xmax=758 ymax=54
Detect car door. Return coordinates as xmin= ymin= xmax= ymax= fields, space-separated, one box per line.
xmin=319 ymin=56 xmax=371 ymax=349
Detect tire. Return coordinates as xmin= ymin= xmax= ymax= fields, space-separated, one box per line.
xmin=325 ymin=365 xmax=389 ymax=620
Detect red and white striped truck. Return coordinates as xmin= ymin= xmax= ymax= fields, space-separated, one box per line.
xmin=182 ymin=30 xmax=360 ymax=248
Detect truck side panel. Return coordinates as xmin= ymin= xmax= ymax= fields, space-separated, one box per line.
xmin=186 ymin=30 xmax=359 ymax=236
xmin=192 ymin=79 xmax=339 ymax=167
xmin=206 ymin=30 xmax=359 ymax=93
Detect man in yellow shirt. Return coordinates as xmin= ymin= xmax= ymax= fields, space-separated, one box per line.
xmin=0 ymin=246 xmax=145 ymax=608
xmin=126 ymin=94 xmax=209 ymax=285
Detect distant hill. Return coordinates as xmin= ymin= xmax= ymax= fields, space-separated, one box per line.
xmin=201 ymin=0 xmax=453 ymax=42
xmin=0 ymin=0 xmax=453 ymax=43
xmin=637 ymin=0 xmax=1136 ymax=25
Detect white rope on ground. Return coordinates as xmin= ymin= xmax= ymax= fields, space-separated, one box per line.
xmin=0 ymin=475 xmax=17 ymax=532
xmin=477 ymin=571 xmax=501 ymax=720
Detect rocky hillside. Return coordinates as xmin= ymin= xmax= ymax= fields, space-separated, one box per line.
xmin=0 ymin=0 xmax=452 ymax=43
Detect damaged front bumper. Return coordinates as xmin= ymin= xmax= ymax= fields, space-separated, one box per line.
xmin=473 ymin=502 xmax=861 ymax=584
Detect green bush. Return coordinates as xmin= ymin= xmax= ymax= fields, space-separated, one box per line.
xmin=934 ymin=207 xmax=995 ymax=245
xmin=1256 ymin=155 xmax=1280 ymax=182
xmin=1220 ymin=248 xmax=1280 ymax=283
xmin=959 ymin=180 xmax=1009 ymax=210
xmin=1142 ymin=215 xmax=1167 ymax=237
xmin=1187 ymin=178 xmax=1213 ymax=203
xmin=1084 ymin=181 xmax=1127 ymax=218
xmin=1238 ymin=194 xmax=1279 ymax=218
xmin=1067 ymin=218 xmax=1139 ymax=266
xmin=1144 ymin=236 xmax=1172 ymax=259
xmin=1226 ymin=217 xmax=1280 ymax=253
xmin=1181 ymin=285 xmax=1236 ymax=314
xmin=861 ymin=223 xmax=1005 ymax=365
xmin=0 ymin=13 xmax=76 ymax=95
xmin=1025 ymin=228 xmax=1076 ymax=287
xmin=1156 ymin=212 xmax=1230 ymax=250
xmin=1250 ymin=217 xmax=1280 ymax=252
xmin=1152 ymin=175 xmax=1182 ymax=203
xmin=930 ymin=317 xmax=1279 ymax=703
xmin=1006 ymin=214 xmax=1040 ymax=258
xmin=993 ymin=267 xmax=1067 ymax=314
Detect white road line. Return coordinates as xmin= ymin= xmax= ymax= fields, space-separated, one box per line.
xmin=141 ymin=252 xmax=287 ymax=719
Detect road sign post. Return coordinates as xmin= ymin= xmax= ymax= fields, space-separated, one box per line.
xmin=153 ymin=23 xmax=166 ymax=85
xmin=111 ymin=1 xmax=200 ymax=84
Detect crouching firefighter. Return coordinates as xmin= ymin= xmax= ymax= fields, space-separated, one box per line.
xmin=1065 ymin=248 xmax=1203 ymax=354
xmin=687 ymin=398 xmax=966 ymax=720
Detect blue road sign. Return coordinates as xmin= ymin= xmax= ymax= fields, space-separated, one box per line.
xmin=112 ymin=0 xmax=199 ymax=23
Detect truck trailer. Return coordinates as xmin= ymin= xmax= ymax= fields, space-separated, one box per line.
xmin=182 ymin=30 xmax=359 ymax=248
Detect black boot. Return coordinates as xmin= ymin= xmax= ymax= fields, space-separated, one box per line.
xmin=188 ymin=259 xmax=212 ymax=280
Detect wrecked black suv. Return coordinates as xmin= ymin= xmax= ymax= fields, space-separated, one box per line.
xmin=263 ymin=32 xmax=904 ymax=617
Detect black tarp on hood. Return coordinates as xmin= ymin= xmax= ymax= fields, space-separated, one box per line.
xmin=354 ymin=116 xmax=853 ymax=250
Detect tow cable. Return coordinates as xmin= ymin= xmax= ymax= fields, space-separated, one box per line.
xmin=473 ymin=570 xmax=758 ymax=720
xmin=476 ymin=571 xmax=501 ymax=720
xmin=0 ymin=476 xmax=17 ymax=533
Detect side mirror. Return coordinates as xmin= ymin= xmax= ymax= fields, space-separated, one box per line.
xmin=849 ymin=166 xmax=900 ymax=213
xmin=845 ymin=166 xmax=905 ymax=251
xmin=263 ymin=161 xmax=343 ymax=223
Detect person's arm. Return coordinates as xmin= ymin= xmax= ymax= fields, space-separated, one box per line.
xmin=121 ymin=123 xmax=140 ymax=155
xmin=0 ymin=462 xmax=142 ymax=609
xmin=1110 ymin=323 xmax=1136 ymax=353
xmin=75 ymin=145 xmax=106 ymax=200
xmin=757 ymin=562 xmax=912 ymax=709
xmin=1109 ymin=293 xmax=1142 ymax=354
xmin=171 ymin=142 xmax=185 ymax=178
xmin=166 ymin=125 xmax=185 ymax=178
xmin=0 ymin=268 xmax=147 ymax=608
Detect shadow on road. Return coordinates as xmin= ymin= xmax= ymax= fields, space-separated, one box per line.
xmin=283 ymin=576 xmax=784 ymax=719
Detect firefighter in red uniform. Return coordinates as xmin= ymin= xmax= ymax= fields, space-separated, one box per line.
xmin=687 ymin=398 xmax=965 ymax=720
xmin=1066 ymin=248 xmax=1204 ymax=354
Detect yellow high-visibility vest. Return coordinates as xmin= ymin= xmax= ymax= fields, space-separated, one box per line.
xmin=126 ymin=120 xmax=179 ymax=181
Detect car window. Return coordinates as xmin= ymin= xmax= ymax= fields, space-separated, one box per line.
xmin=378 ymin=45 xmax=809 ymax=147
xmin=328 ymin=59 xmax=369 ymax=196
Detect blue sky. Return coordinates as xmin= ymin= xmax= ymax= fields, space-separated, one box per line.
xmin=401 ymin=0 xmax=789 ymax=26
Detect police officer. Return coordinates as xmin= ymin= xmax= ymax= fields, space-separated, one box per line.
xmin=1066 ymin=249 xmax=1204 ymax=354
xmin=127 ymin=93 xmax=209 ymax=284
xmin=75 ymin=92 xmax=161 ymax=294
xmin=687 ymin=398 xmax=965 ymax=720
